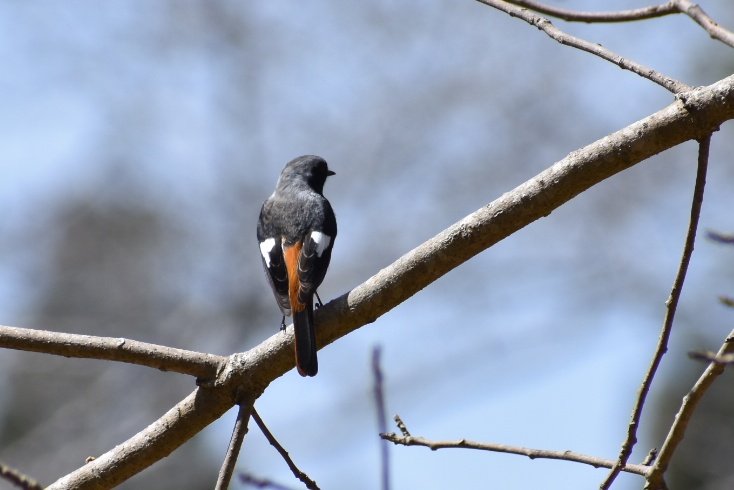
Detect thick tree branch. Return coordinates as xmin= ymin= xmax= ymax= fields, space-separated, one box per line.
xmin=315 ymin=77 xmax=732 ymax=354
xmin=40 ymin=75 xmax=734 ymax=488
xmin=474 ymin=0 xmax=690 ymax=93
xmin=47 ymin=386 xmax=250 ymax=490
xmin=645 ymin=329 xmax=734 ymax=489
xmin=601 ymin=134 xmax=711 ymax=489
xmin=0 ymin=325 xmax=225 ymax=379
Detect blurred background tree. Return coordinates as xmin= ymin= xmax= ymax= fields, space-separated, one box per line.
xmin=0 ymin=1 xmax=733 ymax=489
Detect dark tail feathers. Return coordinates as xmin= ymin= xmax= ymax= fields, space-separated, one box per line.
xmin=293 ymin=298 xmax=318 ymax=377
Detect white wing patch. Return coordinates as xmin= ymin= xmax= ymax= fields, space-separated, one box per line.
xmin=259 ymin=238 xmax=276 ymax=268
xmin=310 ymin=231 xmax=331 ymax=257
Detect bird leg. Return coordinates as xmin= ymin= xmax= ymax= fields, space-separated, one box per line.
xmin=315 ymin=291 xmax=324 ymax=309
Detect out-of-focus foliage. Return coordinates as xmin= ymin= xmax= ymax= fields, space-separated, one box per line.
xmin=0 ymin=1 xmax=733 ymax=489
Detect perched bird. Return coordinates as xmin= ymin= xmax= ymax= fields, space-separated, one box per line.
xmin=257 ymin=155 xmax=337 ymax=376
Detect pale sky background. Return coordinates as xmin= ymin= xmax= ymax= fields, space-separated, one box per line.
xmin=1 ymin=1 xmax=733 ymax=489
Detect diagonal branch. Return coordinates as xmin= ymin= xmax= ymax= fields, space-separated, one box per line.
xmin=40 ymin=75 xmax=734 ymax=489
xmin=251 ymin=408 xmax=319 ymax=490
xmin=600 ymin=134 xmax=711 ymax=489
xmin=0 ymin=325 xmax=225 ymax=379
xmin=48 ymin=386 xmax=247 ymax=490
xmin=215 ymin=403 xmax=252 ymax=490
xmin=673 ymin=0 xmax=734 ymax=48
xmin=645 ymin=329 xmax=734 ymax=489
xmin=475 ymin=0 xmax=691 ymax=93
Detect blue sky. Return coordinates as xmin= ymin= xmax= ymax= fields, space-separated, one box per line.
xmin=1 ymin=1 xmax=733 ymax=489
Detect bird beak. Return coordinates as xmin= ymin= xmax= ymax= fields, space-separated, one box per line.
xmin=327 ymin=170 xmax=336 ymax=176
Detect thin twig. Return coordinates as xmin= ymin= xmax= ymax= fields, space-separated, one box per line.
xmin=688 ymin=350 xmax=734 ymax=364
xmin=707 ymin=230 xmax=734 ymax=244
xmin=216 ymin=403 xmax=252 ymax=490
xmin=251 ymin=408 xmax=319 ymax=490
xmin=394 ymin=414 xmax=410 ymax=437
xmin=641 ymin=448 xmax=658 ymax=466
xmin=0 ymin=325 xmax=225 ymax=379
xmin=601 ymin=134 xmax=711 ymax=489
xmin=645 ymin=329 xmax=734 ymax=489
xmin=380 ymin=433 xmax=650 ymax=477
xmin=0 ymin=462 xmax=43 ymax=490
xmin=474 ymin=0 xmax=691 ymax=93
xmin=240 ymin=473 xmax=295 ymax=490
xmin=503 ymin=0 xmax=734 ymax=48
xmin=504 ymin=0 xmax=678 ymax=22
xmin=372 ymin=347 xmax=390 ymax=490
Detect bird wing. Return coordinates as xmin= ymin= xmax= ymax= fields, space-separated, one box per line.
xmin=296 ymin=229 xmax=335 ymax=305
xmin=258 ymin=203 xmax=291 ymax=315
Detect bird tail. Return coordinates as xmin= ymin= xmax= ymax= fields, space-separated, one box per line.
xmin=293 ymin=296 xmax=318 ymax=377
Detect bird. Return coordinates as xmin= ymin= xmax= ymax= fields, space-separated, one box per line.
xmin=257 ymin=155 xmax=337 ymax=377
